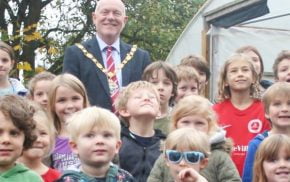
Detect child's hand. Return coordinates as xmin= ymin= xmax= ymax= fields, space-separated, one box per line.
xmin=178 ymin=168 xmax=208 ymax=182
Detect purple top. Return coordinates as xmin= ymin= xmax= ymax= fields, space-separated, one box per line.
xmin=51 ymin=136 xmax=80 ymax=172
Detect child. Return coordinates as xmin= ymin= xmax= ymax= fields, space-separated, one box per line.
xmin=180 ymin=54 xmax=211 ymax=95
xmin=242 ymin=82 xmax=290 ymax=182
xmin=115 ymin=80 xmax=166 ymax=182
xmin=18 ymin=102 xmax=60 ymax=182
xmin=174 ymin=65 xmax=200 ymax=102
xmin=272 ymin=50 xmax=290 ymax=82
xmin=0 ymin=41 xmax=27 ymax=96
xmin=27 ymin=71 xmax=56 ymax=109
xmin=213 ymin=53 xmax=271 ymax=175
xmin=0 ymin=95 xmax=42 ymax=181
xmin=165 ymin=128 xmax=210 ymax=182
xmin=56 ymin=106 xmax=135 ymax=181
xmin=48 ymin=73 xmax=90 ymax=172
xmin=148 ymin=95 xmax=241 ymax=182
xmin=236 ymin=45 xmax=272 ymax=90
xmin=142 ymin=61 xmax=178 ymax=135
xmin=253 ymin=134 xmax=290 ymax=182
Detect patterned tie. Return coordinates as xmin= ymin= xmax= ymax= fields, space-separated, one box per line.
xmin=106 ymin=46 xmax=119 ymax=112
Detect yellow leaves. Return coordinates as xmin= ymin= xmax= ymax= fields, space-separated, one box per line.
xmin=17 ymin=62 xmax=32 ymax=71
xmin=13 ymin=45 xmax=21 ymax=51
xmin=48 ymin=47 xmax=59 ymax=55
xmin=35 ymin=66 xmax=45 ymax=73
xmin=24 ymin=32 xmax=43 ymax=42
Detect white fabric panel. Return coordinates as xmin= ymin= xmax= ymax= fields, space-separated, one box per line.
xmin=209 ymin=26 xmax=290 ymax=100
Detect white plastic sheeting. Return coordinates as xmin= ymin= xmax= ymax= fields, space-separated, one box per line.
xmin=209 ymin=26 xmax=290 ymax=99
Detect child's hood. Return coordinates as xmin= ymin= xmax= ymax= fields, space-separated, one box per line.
xmin=210 ymin=127 xmax=233 ymax=154
xmin=9 ymin=78 xmax=27 ymax=96
xmin=0 ymin=163 xmax=29 ymax=178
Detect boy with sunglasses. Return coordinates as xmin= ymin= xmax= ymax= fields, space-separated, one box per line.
xmin=165 ymin=128 xmax=209 ymax=182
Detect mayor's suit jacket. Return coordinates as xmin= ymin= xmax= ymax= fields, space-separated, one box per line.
xmin=62 ymin=36 xmax=151 ymax=111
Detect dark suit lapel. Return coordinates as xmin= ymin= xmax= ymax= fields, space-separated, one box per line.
xmin=86 ymin=37 xmax=110 ymax=96
xmin=120 ymin=41 xmax=132 ymax=86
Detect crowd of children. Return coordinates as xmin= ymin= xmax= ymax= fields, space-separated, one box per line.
xmin=1 ymin=36 xmax=290 ymax=182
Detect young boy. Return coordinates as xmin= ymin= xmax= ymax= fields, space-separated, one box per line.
xmin=0 ymin=95 xmax=42 ymax=181
xmin=180 ymin=54 xmax=210 ymax=95
xmin=116 ymin=81 xmax=166 ymax=182
xmin=242 ymin=82 xmax=290 ymax=182
xmin=272 ymin=50 xmax=290 ymax=82
xmin=165 ymin=128 xmax=210 ymax=182
xmin=56 ymin=106 xmax=135 ymax=182
xmin=142 ymin=61 xmax=178 ymax=135
xmin=174 ymin=65 xmax=200 ymax=102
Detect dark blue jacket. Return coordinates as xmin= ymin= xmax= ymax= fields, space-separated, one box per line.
xmin=119 ymin=127 xmax=166 ymax=182
xmin=63 ymin=37 xmax=151 ymax=111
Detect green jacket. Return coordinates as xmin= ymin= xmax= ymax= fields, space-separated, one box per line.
xmin=0 ymin=163 xmax=43 ymax=182
xmin=147 ymin=129 xmax=241 ymax=182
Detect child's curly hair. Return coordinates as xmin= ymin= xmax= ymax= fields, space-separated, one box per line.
xmin=0 ymin=95 xmax=36 ymax=150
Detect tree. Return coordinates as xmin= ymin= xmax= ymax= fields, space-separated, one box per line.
xmin=0 ymin=0 xmax=205 ymax=78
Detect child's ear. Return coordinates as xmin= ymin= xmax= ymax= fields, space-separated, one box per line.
xmin=115 ymin=140 xmax=122 ymax=154
xmin=265 ymin=112 xmax=270 ymax=119
xmin=118 ymin=109 xmax=131 ymax=118
xmin=199 ymin=158 xmax=209 ymax=170
xmin=69 ymin=141 xmax=79 ymax=155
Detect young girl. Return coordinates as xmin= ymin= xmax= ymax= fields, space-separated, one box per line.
xmin=48 ymin=73 xmax=90 ymax=172
xmin=236 ymin=45 xmax=272 ymax=91
xmin=18 ymin=102 xmax=60 ymax=182
xmin=253 ymin=134 xmax=290 ymax=182
xmin=148 ymin=95 xmax=241 ymax=182
xmin=165 ymin=128 xmax=210 ymax=182
xmin=213 ymin=53 xmax=271 ymax=175
xmin=142 ymin=61 xmax=178 ymax=135
xmin=0 ymin=41 xmax=27 ymax=96
xmin=27 ymin=71 xmax=56 ymax=109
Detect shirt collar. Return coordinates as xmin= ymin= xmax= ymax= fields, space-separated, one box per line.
xmin=96 ymin=34 xmax=120 ymax=54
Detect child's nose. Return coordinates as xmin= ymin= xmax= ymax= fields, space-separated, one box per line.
xmin=0 ymin=134 xmax=11 ymax=144
xmin=179 ymin=158 xmax=188 ymax=167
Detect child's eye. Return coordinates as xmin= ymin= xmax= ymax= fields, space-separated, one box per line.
xmin=267 ymin=158 xmax=278 ymax=163
xmin=272 ymin=101 xmax=281 ymax=106
xmin=36 ymin=92 xmax=44 ymax=97
xmin=103 ymin=132 xmax=113 ymax=138
xmin=179 ymin=86 xmax=186 ymax=91
xmin=85 ymin=133 xmax=95 ymax=138
xmin=39 ymin=131 xmax=48 ymax=136
xmin=195 ymin=121 xmax=205 ymax=125
xmin=72 ymin=96 xmax=81 ymax=101
xmin=10 ymin=130 xmax=21 ymax=137
xmin=164 ymin=81 xmax=172 ymax=86
xmin=56 ymin=98 xmax=66 ymax=103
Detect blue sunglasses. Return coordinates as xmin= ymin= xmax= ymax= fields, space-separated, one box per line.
xmin=165 ymin=150 xmax=205 ymax=164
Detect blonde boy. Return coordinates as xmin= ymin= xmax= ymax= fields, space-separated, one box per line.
xmin=116 ymin=81 xmax=166 ymax=182
xmin=272 ymin=50 xmax=290 ymax=82
xmin=165 ymin=128 xmax=210 ymax=182
xmin=174 ymin=65 xmax=200 ymax=102
xmin=56 ymin=106 xmax=134 ymax=181
xmin=242 ymin=82 xmax=290 ymax=182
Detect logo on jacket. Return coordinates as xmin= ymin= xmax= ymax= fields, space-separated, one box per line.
xmin=248 ymin=119 xmax=262 ymax=133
